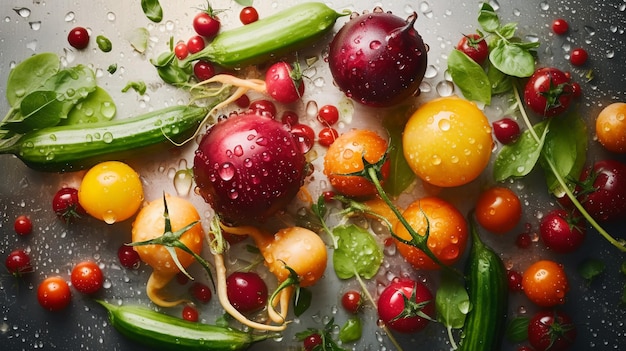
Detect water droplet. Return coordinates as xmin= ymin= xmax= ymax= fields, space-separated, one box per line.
xmin=306 ymin=100 xmax=318 ymax=118
xmin=438 ymin=118 xmax=451 ymax=131
xmin=539 ymin=1 xmax=549 ymax=10
xmin=29 ymin=21 xmax=41 ymax=30
xmin=107 ymin=12 xmax=116 ymax=21
xmin=174 ymin=169 xmax=193 ymax=196
xmin=606 ymin=50 xmax=615 ymax=59
xmin=103 ymin=211 xmax=117 ymax=224
xmin=64 ymin=11 xmax=75 ymax=22
xmin=431 ymin=154 xmax=442 ymax=165
xmin=218 ymin=162 xmax=235 ymax=181
xmin=101 ymin=101 xmax=116 ymax=119
xmin=369 ymin=40 xmax=381 ymax=50
xmin=13 ymin=7 xmax=31 ymax=18
xmin=435 ymin=80 xmax=455 ymax=96
xmin=424 ymin=65 xmax=438 ymax=78
xmin=102 ymin=132 xmax=113 ymax=144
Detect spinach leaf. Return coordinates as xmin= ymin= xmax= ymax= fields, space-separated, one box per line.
xmin=435 ymin=271 xmax=469 ymax=338
xmin=493 ymin=121 xmax=549 ymax=181
xmin=505 ymin=317 xmax=530 ymax=343
xmin=477 ymin=3 xmax=500 ymax=32
xmin=382 ymin=105 xmax=415 ymax=196
xmin=447 ymin=49 xmax=491 ymax=104
xmin=332 ymin=224 xmax=383 ymax=279
xmin=6 ymin=52 xmax=59 ymax=107
xmin=4 ymin=91 xmax=64 ymax=133
xmin=39 ymin=65 xmax=97 ymax=118
xmin=486 ymin=62 xmax=512 ymax=94
xmin=141 ymin=0 xmax=163 ymax=23
xmin=152 ymin=51 xmax=192 ymax=84
xmin=63 ymin=87 xmax=117 ymax=125
xmin=498 ymin=22 xmax=518 ymax=39
xmin=489 ymin=41 xmax=536 ymax=78
xmin=540 ymin=111 xmax=587 ymax=194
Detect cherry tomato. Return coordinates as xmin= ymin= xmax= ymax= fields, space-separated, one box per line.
xmin=68 ymin=26 xmax=89 ymax=49
xmin=37 ymin=276 xmax=71 ymax=311
xmin=492 ymin=117 xmax=521 ymax=144
xmin=403 ymin=96 xmax=493 ymax=187
xmin=187 ymin=35 xmax=205 ymax=54
xmin=226 ymin=271 xmax=268 ymax=313
xmin=377 ymin=278 xmax=435 ymax=333
xmin=552 ymin=18 xmax=569 ymax=35
xmin=14 ymin=215 xmax=32 ymax=236
xmin=394 ymin=197 xmax=468 ymax=270
xmin=317 ymin=127 xmax=338 ymax=147
xmin=539 ymin=209 xmax=586 ymax=253
xmin=475 ymin=186 xmax=522 ymax=234
xmin=341 ymin=290 xmax=362 ymax=314
xmin=516 ymin=232 xmax=533 ymax=249
xmin=281 ymin=110 xmax=299 ymax=127
xmin=5 ymin=249 xmax=33 ymax=277
xmin=522 ymin=260 xmax=569 ymax=307
xmin=52 ymin=187 xmax=86 ymax=224
xmin=456 ymin=33 xmax=489 ymax=65
xmin=193 ymin=60 xmax=216 ymax=81
xmin=174 ymin=42 xmax=189 ymax=60
xmin=239 ymin=6 xmax=259 ymax=25
xmin=193 ymin=10 xmax=220 ymax=38
xmin=524 ymin=67 xmax=574 ymax=117
xmin=182 ymin=305 xmax=200 ymax=322
xmin=596 ymin=102 xmax=626 ymax=153
xmin=248 ymin=99 xmax=277 ymax=118
xmin=528 ymin=309 xmax=577 ymax=351
xmin=290 ymin=123 xmax=315 ymax=153
xmin=303 ymin=333 xmax=323 ymax=351
xmin=572 ymin=159 xmax=626 ymax=222
xmin=507 ymin=270 xmax=523 ymax=292
xmin=317 ymin=104 xmax=339 ymax=126
xmin=190 ymin=282 xmax=212 ymax=304
xmin=570 ymin=81 xmax=582 ymax=99
xmin=78 ymin=161 xmax=144 ymax=224
xmin=70 ymin=261 xmax=104 ymax=294
xmin=117 ymin=245 xmax=141 ymax=269
xmin=569 ymin=47 xmax=588 ymax=66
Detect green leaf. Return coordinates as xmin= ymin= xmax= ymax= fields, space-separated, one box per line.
xmin=382 ymin=106 xmax=416 ymax=196
xmin=4 ymin=91 xmax=63 ymax=133
xmin=122 ymin=81 xmax=147 ymax=95
xmin=293 ymin=286 xmax=312 ymax=317
xmin=235 ymin=0 xmax=254 ymax=6
xmin=498 ymin=22 xmax=518 ymax=39
xmin=505 ymin=317 xmax=530 ymax=343
xmin=489 ymin=41 xmax=536 ymax=78
xmin=339 ymin=317 xmax=362 ymax=343
xmin=477 ymin=3 xmax=500 ymax=32
xmin=578 ymin=258 xmax=605 ymax=285
xmin=127 ymin=27 xmax=150 ymax=53
xmin=447 ymin=49 xmax=492 ymax=105
xmin=435 ymin=271 xmax=469 ymax=330
xmin=332 ymin=224 xmax=383 ymax=279
xmin=493 ymin=121 xmax=549 ymax=181
xmin=141 ymin=0 xmax=163 ymax=23
xmin=40 ymin=64 xmax=97 ymax=117
xmin=540 ymin=111 xmax=587 ymax=195
xmin=63 ymin=87 xmax=117 ymax=125
xmin=6 ymin=52 xmax=60 ymax=107
xmin=486 ymin=61 xmax=512 ymax=94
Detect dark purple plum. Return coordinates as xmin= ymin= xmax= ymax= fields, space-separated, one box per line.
xmin=328 ymin=10 xmax=428 ymax=107
xmin=193 ymin=112 xmax=307 ymax=223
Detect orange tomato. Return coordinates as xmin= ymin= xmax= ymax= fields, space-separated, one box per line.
xmin=393 ymin=197 xmax=468 ymax=270
xmin=522 ymin=260 xmax=569 ymax=307
xmin=323 ymin=129 xmax=389 ymax=198
xmin=475 ymin=186 xmax=522 ymax=234
xmin=596 ymin=102 xmax=626 ymax=153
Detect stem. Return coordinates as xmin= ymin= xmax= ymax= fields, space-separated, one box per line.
xmin=513 ymin=83 xmax=626 ymax=252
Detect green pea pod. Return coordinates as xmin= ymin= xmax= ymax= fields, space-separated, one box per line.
xmin=458 ymin=215 xmax=508 ymax=351
xmin=98 ymin=301 xmax=279 ymax=351
xmin=0 ymin=105 xmax=208 ymax=172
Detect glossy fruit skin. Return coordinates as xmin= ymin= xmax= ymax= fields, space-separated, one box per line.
xmin=248 ymin=99 xmax=277 ymax=118
xmin=323 ymin=129 xmax=389 ymax=197
xmin=528 ymin=310 xmax=577 ymax=351
xmin=70 ymin=261 xmax=104 ymax=294
xmin=193 ymin=60 xmax=216 ymax=81
xmin=377 ymin=278 xmax=435 ymax=333
xmin=317 ymin=105 xmax=339 ymax=126
xmin=190 ymin=282 xmax=212 ymax=303
xmin=187 ymin=35 xmax=206 ymax=54
xmin=117 ymin=245 xmax=141 ymax=269
xmin=569 ymin=47 xmax=588 ymax=66
xmin=552 ymin=18 xmax=569 ymax=35
xmin=68 ymin=27 xmax=89 ymax=49
xmin=265 ymin=61 xmax=304 ymax=104
xmin=394 ymin=197 xmax=468 ymax=270
xmin=182 ymin=305 xmax=199 ymax=322
xmin=174 ymin=42 xmax=189 ymax=60
xmin=239 ymin=6 xmax=259 ymax=25
xmin=475 ymin=187 xmax=522 ymax=234
xmin=303 ymin=333 xmax=323 ymax=350
xmin=14 ymin=215 xmax=32 ymax=236
xmin=403 ymin=96 xmax=493 ymax=187
xmin=78 ymin=161 xmax=144 ymax=224
xmin=595 ymin=102 xmax=626 ymax=153
xmin=328 ymin=12 xmax=427 ymax=107
xmin=52 ymin=187 xmax=86 ymax=224
xmin=524 ymin=67 xmax=574 ymax=117
xmin=575 ymin=159 xmax=626 ymax=222
xmin=492 ymin=117 xmax=521 ymax=144
xmin=226 ymin=271 xmax=268 ymax=313
xmin=317 ymin=127 xmax=338 ymax=147
xmin=38 ymin=276 xmax=72 ymax=311
xmin=341 ymin=290 xmax=363 ymax=314
xmin=5 ymin=249 xmax=33 ymax=276
xmin=193 ymin=112 xmax=306 ymax=223
xmin=522 ymin=260 xmax=569 ymax=307
xmin=193 ymin=12 xmax=220 ymax=38
xmin=539 ymin=209 xmax=586 ymax=253
xmin=456 ymin=33 xmax=489 ymax=65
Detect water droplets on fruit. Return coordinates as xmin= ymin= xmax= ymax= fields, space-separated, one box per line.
xmin=218 ymin=162 xmax=235 ymax=181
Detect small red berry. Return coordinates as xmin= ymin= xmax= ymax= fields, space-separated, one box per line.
xmin=14 ymin=215 xmax=33 ymax=236
xmin=570 ymin=47 xmax=588 ymax=66
xmin=552 ymin=18 xmax=569 ymax=35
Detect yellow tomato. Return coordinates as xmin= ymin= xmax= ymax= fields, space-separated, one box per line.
xmin=403 ymin=96 xmax=493 ymax=187
xmin=78 ymin=161 xmax=144 ymax=223
xmin=596 ymin=102 xmax=626 ymax=153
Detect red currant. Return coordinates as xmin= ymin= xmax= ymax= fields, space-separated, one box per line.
xmin=317 ymin=104 xmax=339 ymax=126
xmin=14 ymin=215 xmax=33 ymax=236
xmin=187 ymin=35 xmax=205 ymax=54
xmin=239 ymin=7 xmax=259 ymax=25
xmin=507 ymin=270 xmax=523 ymax=292
xmin=190 ymin=282 xmax=212 ymax=303
xmin=318 ymin=127 xmax=338 ymax=147
xmin=570 ymin=47 xmax=588 ymax=66
xmin=182 ymin=305 xmax=199 ymax=322
xmin=552 ymin=18 xmax=569 ymax=35
xmin=5 ymin=249 xmax=33 ymax=277
xmin=68 ymin=27 xmax=90 ymax=49
xmin=341 ymin=290 xmax=362 ymax=314
xmin=117 ymin=245 xmax=141 ymax=269
xmin=193 ymin=60 xmax=216 ymax=81
xmin=303 ymin=333 xmax=323 ymax=351
xmin=492 ymin=117 xmax=521 ymax=144
xmin=248 ymin=99 xmax=277 ymax=119
xmin=516 ymin=232 xmax=532 ymax=249
xmin=281 ymin=110 xmax=300 ymax=127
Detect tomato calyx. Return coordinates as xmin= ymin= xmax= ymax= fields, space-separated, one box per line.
xmin=540 ymin=311 xmax=577 ymax=350
xmin=268 ymin=262 xmax=312 ymax=319
xmin=388 ymin=283 xmax=435 ymax=324
xmin=296 ymin=318 xmax=346 ymax=351
xmin=539 ymin=77 xmax=572 ymax=116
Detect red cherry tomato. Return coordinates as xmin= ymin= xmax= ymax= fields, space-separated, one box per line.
xmin=522 ymin=260 xmax=569 ymax=307
xmin=456 ymin=33 xmax=489 ymax=65
xmin=524 ymin=67 xmax=574 ymax=117
xmin=226 ymin=271 xmax=268 ymax=313
xmin=570 ymin=47 xmax=588 ymax=66
xmin=52 ymin=187 xmax=86 ymax=224
xmin=14 ymin=215 xmax=32 ymax=236
xmin=193 ymin=11 xmax=220 ymax=39
xmin=70 ymin=261 xmax=104 ymax=294
xmin=318 ymin=127 xmax=338 ymax=147
xmin=341 ymin=290 xmax=362 ymax=314
xmin=552 ymin=18 xmax=569 ymax=35
xmin=174 ymin=42 xmax=189 ymax=60
xmin=317 ymin=105 xmax=339 ymax=126
xmin=117 ymin=245 xmax=141 ymax=269
xmin=5 ymin=249 xmax=33 ymax=277
xmin=193 ymin=60 xmax=215 ymax=81
xmin=539 ymin=209 xmax=586 ymax=253
xmin=528 ymin=309 xmax=577 ymax=351
xmin=68 ymin=27 xmax=89 ymax=49
xmin=475 ymin=187 xmax=522 ymax=234
xmin=239 ymin=6 xmax=259 ymax=25
xmin=38 ymin=276 xmax=72 ymax=311
xmin=377 ymin=278 xmax=435 ymax=333
xmin=492 ymin=117 xmax=521 ymax=144
xmin=187 ymin=35 xmax=205 ymax=54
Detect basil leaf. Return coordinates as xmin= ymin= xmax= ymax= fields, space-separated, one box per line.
xmin=486 ymin=62 xmax=512 ymax=94
xmin=6 ymin=52 xmax=59 ymax=107
xmin=578 ymin=258 xmax=605 ymax=285
xmin=40 ymin=65 xmax=97 ymax=117
xmin=333 ymin=224 xmax=383 ymax=279
xmin=63 ymin=87 xmax=117 ymax=125
xmin=435 ymin=271 xmax=469 ymax=331
xmin=498 ymin=22 xmax=518 ymax=39
xmin=489 ymin=41 xmax=536 ymax=78
xmin=478 ymin=3 xmax=500 ymax=32
xmin=339 ymin=317 xmax=362 ymax=343
xmin=141 ymin=0 xmax=163 ymax=23
xmin=540 ymin=111 xmax=587 ymax=195
xmin=5 ymin=91 xmax=64 ymax=133
xmin=505 ymin=317 xmax=530 ymax=342
xmin=493 ymin=121 xmax=549 ymax=181
xmin=447 ymin=49 xmax=491 ymax=105
xmin=382 ymin=105 xmax=415 ymax=196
